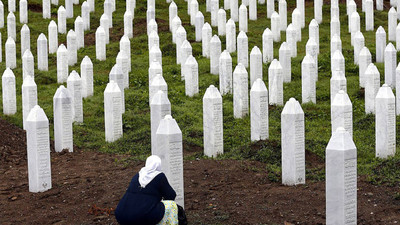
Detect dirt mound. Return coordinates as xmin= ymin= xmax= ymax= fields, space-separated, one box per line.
xmin=0 ymin=117 xmax=399 ymax=224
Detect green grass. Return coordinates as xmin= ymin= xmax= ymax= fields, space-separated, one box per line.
xmin=0 ymin=0 xmax=399 ymax=186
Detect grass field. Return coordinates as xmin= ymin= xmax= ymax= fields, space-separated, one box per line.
xmin=0 ymin=0 xmax=399 ymax=187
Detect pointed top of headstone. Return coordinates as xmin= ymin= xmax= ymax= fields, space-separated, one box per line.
xmin=96 ymin=26 xmax=105 ymax=34
xmin=359 ymin=47 xmax=371 ymax=56
xmin=292 ymin=8 xmax=300 ymax=15
xmin=326 ymin=127 xmax=356 ymax=151
xmin=149 ymin=30 xmax=158 ymax=39
xmin=176 ymin=25 xmax=186 ymax=34
xmin=279 ymin=42 xmax=289 ymax=51
xmin=349 ymin=0 xmax=356 ymax=6
xmin=185 ymin=55 xmax=197 ymax=66
xmin=239 ymin=4 xmax=246 ymax=10
xmin=23 ymin=49 xmax=34 ymax=58
xmin=110 ymin=64 xmax=123 ymax=76
xmin=263 ymin=27 xmax=272 ymax=35
xmin=309 ymin=19 xmax=318 ymax=27
xmin=234 ymin=63 xmax=247 ymax=75
xmin=3 ymin=68 xmax=15 ymax=78
xmin=6 ymin=37 xmax=15 ymax=44
xmin=238 ymin=31 xmax=247 ymax=39
xmin=286 ymin=23 xmax=295 ymax=31
xmin=58 ymin=5 xmax=66 ymax=12
xmin=220 ymin=50 xmax=231 ymax=59
xmin=389 ymin=7 xmax=397 ymax=13
xmin=218 ymin=8 xmax=226 ymax=14
xmin=196 ymin=11 xmax=204 ymax=18
xmin=7 ymin=11 xmax=15 ymax=18
xmin=365 ymin=63 xmax=379 ymax=75
xmin=270 ymin=59 xmax=283 ymax=69
xmin=351 ymin=11 xmax=359 ymax=19
xmin=181 ymin=40 xmax=191 ymax=49
xmin=124 ymin=10 xmax=132 ymax=17
xmin=26 ymin=105 xmax=48 ymax=123
xmin=282 ymin=98 xmax=304 ymax=115
xmin=250 ymin=46 xmax=261 ymax=55
xmin=210 ymin=35 xmax=221 ymax=43
xmin=156 ymin=114 xmax=182 ymax=135
xmin=306 ymin=38 xmax=317 ymax=47
xmin=75 ymin=16 xmax=83 ymax=23
xmin=150 ymin=74 xmax=167 ymax=87
xmin=68 ymin=70 xmax=81 ymax=81
xmin=271 ymin=11 xmax=279 ymax=18
xmin=170 ymin=1 xmax=177 ymax=8
xmin=203 ymin=22 xmax=211 ymax=30
xmin=117 ymin=51 xmax=127 ymax=59
xmin=38 ymin=33 xmax=47 ymax=41
xmin=377 ymin=26 xmax=386 ymax=33
xmin=332 ymin=50 xmax=344 ymax=60
xmin=302 ymin=54 xmax=314 ymax=64
xmin=82 ymin=55 xmax=92 ymax=65
xmin=105 ymin=80 xmax=121 ymax=93
xmin=82 ymin=1 xmax=89 ymax=7
xmin=67 ymin=29 xmax=76 ymax=37
xmin=57 ymin=44 xmax=67 ymax=52
xmin=150 ymin=60 xmax=162 ymax=69
xmin=150 ymin=45 xmax=161 ymax=54
xmin=49 ymin=20 xmax=57 ymax=27
xmin=22 ymin=24 xmax=30 ymax=31
xmin=250 ymin=78 xmax=267 ymax=92
xmin=172 ymin=15 xmax=181 ymax=23
xmin=204 ymin=85 xmax=222 ymax=99
xmin=100 ymin=13 xmax=109 ymax=21
xmin=385 ymin=42 xmax=396 ymax=51
xmin=23 ymin=75 xmax=36 ymax=87
xmin=376 ymin=84 xmax=395 ymax=99
xmin=151 ymin=90 xmax=170 ymax=105
xmin=331 ymin=34 xmax=341 ymax=42
xmin=227 ymin=18 xmax=235 ymax=25
xmin=148 ymin=19 xmax=157 ymax=26
xmin=332 ymin=90 xmax=352 ymax=106
xmin=54 ymin=85 xmax=72 ymax=99
xmin=121 ymin=35 xmax=130 ymax=43
xmin=355 ymin=31 xmax=364 ymax=39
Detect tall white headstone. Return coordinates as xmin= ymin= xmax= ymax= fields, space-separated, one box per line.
xmin=5 ymin=37 xmax=16 ymax=69
xmin=331 ymin=90 xmax=353 ymax=137
xmin=58 ymin=6 xmax=66 ymax=34
xmin=237 ymin=31 xmax=248 ymax=67
xmin=149 ymin=74 xmax=168 ymax=107
xmin=195 ymin=12 xmax=204 ymax=42
xmin=57 ymin=44 xmax=68 ymax=83
xmin=110 ymin=65 xmax=126 ymax=113
xmin=155 ymin=115 xmax=185 ymax=207
xmin=149 ymin=45 xmax=162 ymax=66
xmin=184 ymin=55 xmax=199 ymax=97
xmin=396 ymin=63 xmax=400 ymax=115
xmin=42 ymin=0 xmax=50 ymax=18
xmin=314 ymin=0 xmax=322 ymax=23
xmin=124 ymin=11 xmax=133 ymax=39
xmin=331 ymin=50 xmax=345 ymax=76
xmin=239 ymin=4 xmax=248 ymax=33
xmin=250 ymin=46 xmax=262 ymax=86
xmin=26 ymin=105 xmax=52 ymax=193
xmin=217 ymin=9 xmax=226 ymax=36
xmin=96 ymin=26 xmax=106 ymax=61
xmin=330 ymin=70 xmax=347 ymax=103
xmin=82 ymin=1 xmax=90 ymax=31
xmin=389 ymin=7 xmax=397 ymax=41
xmin=365 ymin=0 xmax=373 ymax=31
xmin=286 ymin=24 xmax=297 ymax=57
xmin=48 ymin=21 xmax=58 ymax=54
xmin=210 ymin=0 xmax=218 ymax=26
xmin=250 ymin=78 xmax=268 ymax=141
xmin=279 ymin=42 xmax=291 ymax=83
xmin=202 ymin=22 xmax=212 ymax=57
xmin=180 ymin=40 xmax=192 ymax=71
xmin=7 ymin=12 xmax=16 ymax=40
xmin=267 ymin=0 xmax=274 ymax=18
xmin=37 ymin=33 xmax=48 ymax=71
xmin=190 ymin=0 xmax=199 ymax=26
xmin=281 ymin=98 xmax=305 ymax=186
xmin=210 ymin=35 xmax=221 ymax=75
xmin=385 ymin=43 xmax=397 ymax=88
xmin=100 ymin=14 xmax=110 ymax=44
xmin=219 ymin=50 xmax=233 ymax=95
xmin=2 ymin=68 xmax=16 ymax=115
xmin=353 ymin=31 xmax=365 ymax=65
xmin=326 ymin=127 xmax=357 ymax=225
xmin=249 ymin=0 xmax=257 ymax=21
xmin=67 ymin=30 xmax=77 ymax=66
xmin=21 ymin=24 xmax=30 ymax=57
xmin=365 ymin=63 xmax=380 ymax=114
xmin=19 ymin=0 xmax=27 ymax=23
xmin=67 ymin=71 xmax=83 ymax=123
xmin=116 ymin=51 xmax=129 ymax=89
xmin=22 ymin=49 xmax=34 ymax=80
xmin=269 ymin=59 xmax=284 ymax=106
xmin=74 ymin=17 xmax=84 ymax=49
xmin=271 ymin=12 xmax=280 ymax=42
xmin=279 ymin=0 xmax=287 ymax=31
xmin=81 ymin=56 xmax=93 ymax=98
xmin=330 ymin=16 xmax=340 ymax=40
xmin=306 ymin=38 xmax=318 ymax=81
xmin=376 ymin=26 xmax=386 ymax=63
xmin=302 ymin=55 xmax=316 ymax=104
xmin=375 ymin=84 xmax=396 ymax=158
xmin=175 ymin=26 xmax=186 ymax=65
xmin=150 ymin=90 xmax=171 ymax=152
xmin=53 ymin=85 xmax=73 ymax=152
xmin=359 ymin=47 xmax=371 ymax=88
xmin=104 ymin=81 xmax=123 ymax=142
xmin=169 ymin=2 xmax=177 ymax=31
xmin=350 ymin=12 xmax=360 ymax=46
xmin=226 ymin=19 xmax=236 ymax=53
xmin=231 ymin=0 xmax=238 ymax=22
xmin=233 ymin=63 xmax=248 ymax=118
xmin=203 ymin=85 xmax=223 ymax=157
xmin=262 ymin=28 xmax=273 ymax=63
xmin=22 ymin=76 xmax=37 ymax=130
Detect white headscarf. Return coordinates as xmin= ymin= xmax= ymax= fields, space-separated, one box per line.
xmin=138 ymin=155 xmax=162 ymax=188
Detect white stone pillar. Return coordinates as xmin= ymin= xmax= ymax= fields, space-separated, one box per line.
xmin=175 ymin=26 xmax=186 ymax=65
xmin=249 ymin=0 xmax=257 ymax=21
xmin=376 ymin=26 xmax=386 ymax=63
xmin=154 ymin=115 xmax=185 ymax=207
xmin=48 ymin=21 xmax=58 ymax=54
xmin=279 ymin=0 xmax=287 ymax=31
xmin=239 ymin=4 xmax=247 ymax=33
xmin=397 ymin=23 xmax=400 ymax=50
xmin=226 ymin=19 xmax=236 ymax=53
xmin=190 ymin=0 xmax=199 ymax=26
xmin=120 ymin=36 xmax=131 ymax=72
xmin=210 ymin=0 xmax=218 ymax=27
xmin=82 ymin=1 xmax=90 ymax=31
xmin=306 ymin=38 xmax=318 ymax=81
xmin=365 ymin=0 xmax=373 ymax=31
xmin=180 ymin=41 xmax=192 ymax=78
xmin=184 ymin=55 xmax=199 ymax=97
xmin=219 ymin=50 xmax=233 ymax=95
xmin=171 ymin=16 xmax=181 ymax=43
xmin=292 ymin=9 xmax=301 ymax=41
xmin=81 ymin=56 xmax=93 ymax=98
xmin=268 ymin=59 xmax=284 ymax=106
xmin=347 ymin=1 xmax=356 ymax=32
xmin=195 ymin=11 xmax=204 ymax=42
xmin=150 ymin=90 xmax=171 ymax=152
xmin=109 ymin=65 xmax=126 ymax=113
xmin=331 ymin=34 xmax=341 ymax=58
xmin=359 ymin=47 xmax=371 ymax=88
xmin=7 ymin=12 xmax=16 ymax=41
xmin=149 ymin=45 xmax=162 ymax=66
xmin=217 ymin=9 xmax=226 ymax=36
xmin=279 ymin=42 xmax=291 ymax=83
xmin=389 ymin=7 xmax=397 ymax=41
xmin=314 ymin=0 xmax=322 ymax=24
xmin=330 ymin=16 xmax=340 ymax=40
xmin=5 ymin=37 xmax=16 ymax=69
xmin=104 ymin=81 xmax=123 ymax=142
xmin=100 ymin=14 xmax=110 ymax=44
xmin=0 ymin=2 xmax=3 ymax=28
xmin=286 ymin=24 xmax=297 ymax=57
xmin=67 ymin=71 xmax=83 ymax=123
xmin=231 ymin=0 xmax=238 ymax=22
xmin=2 ymin=68 xmax=16 ymax=115
xmin=326 ymin=127 xmax=357 ymax=225
xmin=331 ymin=90 xmax=352 ymax=137
xmin=149 ymin=74 xmax=167 ymax=107
xmin=19 ymin=0 xmax=27 ymax=23
xmin=271 ymin=12 xmax=280 ymax=42
xmin=330 ymin=70 xmax=347 ymax=103
xmin=37 ymin=34 xmax=48 ymax=71
xmin=282 ymin=97 xmax=305 ymax=185
xmin=105 ymin=0 xmax=113 ymax=27
xmin=353 ymin=31 xmax=365 ymax=65
xmin=237 ymin=31 xmax=248 ymax=68
xmin=250 ymin=46 xmax=262 ymax=86
xmin=53 ymin=85 xmax=73 ymax=152
xmin=21 ymin=24 xmax=30 ymax=57
xmin=147 ymin=19 xmax=158 ymax=36
xmin=224 ymin=0 xmax=231 ymax=9
xmin=331 ymin=50 xmax=345 ymax=76
xmin=376 ymin=84 xmax=396 ymax=158
xmin=56 ymin=44 xmax=68 ymax=83
xmin=350 ymin=12 xmax=360 ymax=46
xmin=43 ymin=0 xmax=50 ymax=18
xmin=149 ymin=60 xmax=162 ymax=87
xmin=67 ymin=30 xmax=77 ymax=66
xmin=65 ymin=0 xmax=73 ymax=18
xmin=267 ymin=0 xmax=274 ymax=18
xmin=250 ymin=78 xmax=268 ymax=141
xmin=58 ymin=6 xmax=66 ymax=34
xmin=262 ymin=28 xmax=273 ymax=63
xmin=169 ymin=2 xmax=177 ymax=31
xmin=365 ymin=63 xmax=380 ymax=114
xmin=233 ymin=63 xmax=248 ymax=118
xmin=116 ymin=51 xmax=129 ymax=89
xmin=22 ymin=50 xmax=34 ymax=80
xmin=396 ymin=63 xmax=400 ymax=115
xmin=74 ymin=17 xmax=84 ymax=49
xmin=148 ymin=31 xmax=159 ymax=51
xmin=202 ymin=23 xmax=212 ymax=57
xmin=96 ymin=27 xmax=106 ymax=61
xmin=203 ymin=85 xmax=223 ymax=157
xmin=385 ymin=43 xmax=397 ymax=88
xmin=210 ymin=35 xmax=221 ymax=75
xmin=301 ymin=55 xmax=316 ymax=104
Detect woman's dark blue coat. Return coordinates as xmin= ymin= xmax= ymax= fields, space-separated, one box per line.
xmin=115 ymin=172 xmax=176 ymax=225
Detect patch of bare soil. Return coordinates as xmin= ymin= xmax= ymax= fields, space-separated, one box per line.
xmin=0 ymin=117 xmax=399 ymax=224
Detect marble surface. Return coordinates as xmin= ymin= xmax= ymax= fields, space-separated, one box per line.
xmin=384 ymin=43 xmax=397 ymax=88
xmin=210 ymin=35 xmax=221 ymax=75
xmin=202 ymin=22 xmax=212 ymax=58
xmin=67 ymin=71 xmax=83 ymax=123
xmin=195 ymin=11 xmax=204 ymax=42
xmin=389 ymin=7 xmax=397 ymax=41
xmin=262 ymin=28 xmax=273 ymax=63
xmin=286 ymin=24 xmax=297 ymax=57
xmin=2 ymin=68 xmax=16 ymax=115
xmin=271 ymin=12 xmax=280 ymax=42
xmin=375 ymin=26 xmax=386 ymax=63
xmin=22 ymin=49 xmax=34 ymax=81
xmin=331 ymin=90 xmax=353 ymax=137
xmin=353 ymin=31 xmax=364 ymax=65
xmin=239 ymin=4 xmax=247 ymax=33
xmin=326 ymin=127 xmax=357 ymax=225
xmin=330 ymin=34 xmax=341 ymax=58
xmin=233 ymin=63 xmax=248 ymax=118
xmin=203 ymin=85 xmax=223 ymax=157
xmin=279 ymin=0 xmax=287 ymax=31
xmin=219 ymin=50 xmax=233 ymax=95
xmin=250 ymin=78 xmax=268 ymax=141
xmin=375 ymin=84 xmax=396 ymax=158
xmin=104 ymin=81 xmax=122 ymax=143
xmin=358 ymin=47 xmax=371 ymax=88
xmin=184 ymin=55 xmax=199 ymax=97
xmin=268 ymin=59 xmax=283 ymax=106
xmin=95 ymin=26 xmax=106 ymax=61
xmin=175 ymin=26 xmax=186 ymax=65
xmin=53 ymin=85 xmax=73 ymax=152
xmin=331 ymin=50 xmax=345 ymax=76
xmin=5 ymin=37 xmax=16 ymax=69
xmin=67 ymin=30 xmax=77 ymax=66
xmin=109 ymin=65 xmax=126 ymax=113
xmin=330 ymin=70 xmax=347 ymax=103
xmin=305 ymin=38 xmax=318 ymax=81
xmin=81 ymin=56 xmax=94 ymax=98
xmin=281 ymin=98 xmax=305 ymax=186
xmin=226 ymin=19 xmax=236 ymax=53
xmin=237 ymin=31 xmax=248 ymax=67
xmin=150 ymin=90 xmax=171 ymax=153
xmin=22 ymin=76 xmax=37 ymax=130
xmin=365 ymin=63 xmax=380 ymax=114
xmin=365 ymin=0 xmax=374 ymax=31
xmin=309 ymin=19 xmax=319 ymax=54
xmin=149 ymin=74 xmax=168 ymax=107
xmin=301 ymin=55 xmax=316 ymax=104
xmin=279 ymin=42 xmax=291 ymax=83
xmin=250 ymin=46 xmax=262 ymax=86
xmin=217 ymin=9 xmax=226 ymax=36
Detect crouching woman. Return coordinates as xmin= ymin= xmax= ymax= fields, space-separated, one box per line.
xmin=115 ymin=155 xmax=179 ymax=225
